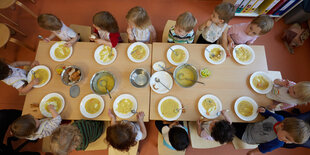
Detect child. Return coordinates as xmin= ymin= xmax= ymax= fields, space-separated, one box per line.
xmin=267 ymin=79 xmax=310 ymax=111
xmin=0 ymin=60 xmax=39 ymax=94
xmin=90 ymin=11 xmax=122 ymax=48
xmin=50 ymin=119 xmax=104 ymax=154
xmin=106 ymin=109 xmax=147 ymax=152
xmin=155 ymin=120 xmax=189 ymax=151
xmin=168 ymin=12 xmax=197 ymax=44
xmin=227 ymin=15 xmax=274 ymax=48
xmin=126 ymin=6 xmax=156 ymax=43
xmin=37 ymin=14 xmax=79 ymax=47
xmin=10 ymin=105 xmax=61 ymax=140
xmin=197 ymin=2 xmax=235 ymax=56
xmin=196 ymin=110 xmax=235 ymax=144
xmin=233 ymin=107 xmax=310 ymax=155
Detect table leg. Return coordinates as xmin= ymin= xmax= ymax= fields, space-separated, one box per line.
xmin=5 ymin=24 xmax=26 ymax=37
xmin=9 ymin=38 xmax=35 ymax=52
xmin=0 ymin=14 xmax=19 ymax=27
xmin=15 ymin=1 xmax=38 ymax=18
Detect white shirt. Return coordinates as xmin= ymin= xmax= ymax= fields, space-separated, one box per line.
xmin=2 ymin=65 xmax=27 ymax=89
xmin=132 ymin=26 xmax=151 ymax=42
xmin=98 ymin=30 xmax=110 ymax=40
xmin=202 ymin=23 xmax=227 ymax=43
xmin=121 ymin=121 xmax=143 ymax=141
xmin=52 ymin=22 xmax=77 ymax=41
xmin=266 ymin=85 xmax=304 ymax=105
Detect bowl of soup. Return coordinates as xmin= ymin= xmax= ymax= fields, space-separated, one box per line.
xmin=27 ymin=65 xmax=51 ymax=88
xmin=204 ymin=44 xmax=226 ymax=65
xmin=250 ymin=71 xmax=273 ymax=94
xmin=90 ymin=71 xmax=116 ymax=96
xmin=233 ymin=44 xmax=255 ymax=65
xmin=113 ymin=94 xmax=138 ymax=119
xmin=49 ymin=41 xmax=73 ymax=62
xmin=127 ymin=42 xmax=150 ymax=63
xmin=80 ymin=94 xmax=104 ymax=118
xmin=40 ymin=93 xmax=65 ymax=117
xmin=158 ymin=96 xmax=182 ymax=121
xmin=167 ymin=45 xmax=189 ymax=66
xmin=198 ymin=94 xmax=222 ymax=119
xmin=173 ymin=63 xmax=198 ymax=88
xmin=234 ymin=96 xmax=258 ymax=121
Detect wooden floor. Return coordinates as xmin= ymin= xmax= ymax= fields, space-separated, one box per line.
xmin=0 ymin=0 xmax=309 ymax=154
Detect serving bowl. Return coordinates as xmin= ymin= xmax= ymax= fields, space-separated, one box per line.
xmin=173 ymin=64 xmax=198 ymax=88
xmin=90 ymin=71 xmax=116 ymax=96
xmin=130 ymin=68 xmax=150 ymax=88
xmin=61 ymin=65 xmax=83 ymax=86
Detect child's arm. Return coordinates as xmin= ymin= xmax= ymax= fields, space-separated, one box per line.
xmin=149 ymin=25 xmax=156 ymax=43
xmin=221 ymin=110 xmax=232 ymax=124
xmin=95 ymin=39 xmax=113 ymax=47
xmin=221 ymin=27 xmax=231 ymax=57
xmin=137 ymin=112 xmax=147 ymax=140
xmin=127 ymin=26 xmax=135 ymax=43
xmin=274 ymin=79 xmax=295 ymax=87
xmin=108 ymin=109 xmax=116 ymax=125
xmin=10 ymin=61 xmax=39 ymax=68
xmin=198 ymin=19 xmax=212 ymax=31
xmin=227 ymin=34 xmax=234 ymax=49
xmin=44 ymin=33 xmax=56 ymax=42
xmin=258 ymin=107 xmax=284 ymax=121
xmin=17 ymin=78 xmax=39 ymax=94
xmin=64 ymin=35 xmax=80 ymax=47
xmin=196 ymin=119 xmax=203 ymax=136
xmin=169 ymin=121 xmax=179 ymax=128
xmin=48 ymin=105 xmax=59 ymax=118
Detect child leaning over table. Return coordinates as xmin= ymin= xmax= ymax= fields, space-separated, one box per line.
xmin=197 ymin=110 xmax=235 ymax=144
xmin=168 ymin=12 xmax=197 ymax=44
xmin=197 ymin=2 xmax=235 ymax=56
xmin=37 ymin=14 xmax=79 ymax=47
xmin=266 ymin=79 xmax=310 ymax=111
xmin=227 ymin=15 xmax=274 ymax=50
xmin=232 ymin=107 xmax=310 ymax=155
xmin=10 ymin=105 xmax=61 ymax=140
xmin=0 ymin=60 xmax=39 ymax=94
xmin=106 ymin=109 xmax=147 ymax=152
xmin=126 ymin=6 xmax=156 ymax=43
xmin=90 ymin=11 xmax=122 ymax=48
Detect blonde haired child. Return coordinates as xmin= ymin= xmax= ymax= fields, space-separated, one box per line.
xmin=37 ymin=14 xmax=79 ymax=47
xmin=50 ymin=120 xmax=104 ymax=155
xmin=10 ymin=105 xmax=61 ymax=140
xmin=90 ymin=11 xmax=121 ymax=48
xmin=267 ymin=79 xmax=310 ymax=111
xmin=106 ymin=109 xmax=147 ymax=152
xmin=197 ymin=2 xmax=235 ymax=56
xmin=126 ymin=6 xmax=156 ymax=43
xmin=0 ymin=60 xmax=39 ymax=94
xmin=227 ymin=15 xmax=274 ymax=48
xmin=168 ymin=12 xmax=197 ymax=44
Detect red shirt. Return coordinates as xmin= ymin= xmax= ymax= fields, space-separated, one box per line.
xmin=93 ymin=27 xmax=122 ymax=47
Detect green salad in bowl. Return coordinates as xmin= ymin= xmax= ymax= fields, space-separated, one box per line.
xmin=200 ymin=68 xmax=211 ymax=78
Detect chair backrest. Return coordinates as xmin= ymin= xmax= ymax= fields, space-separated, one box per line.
xmin=69 ymin=24 xmax=91 ymax=42
xmin=120 ymin=33 xmax=128 ymax=43
xmin=162 ymin=20 xmax=176 ymax=42
xmin=232 ymin=137 xmax=258 ymax=149
xmin=194 ymin=30 xmax=202 ymax=43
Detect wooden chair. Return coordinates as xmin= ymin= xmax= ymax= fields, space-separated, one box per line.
xmin=0 ymin=0 xmax=37 ymax=18
xmin=188 ymin=121 xmax=222 ymax=149
xmin=0 ymin=13 xmax=18 ymax=26
xmin=120 ymin=33 xmax=129 ymax=43
xmin=232 ymin=137 xmax=258 ymax=149
xmin=69 ymin=24 xmax=91 ymax=42
xmin=162 ymin=20 xmax=176 ymax=42
xmin=108 ymin=142 xmax=139 ymax=155
xmin=194 ymin=30 xmax=202 ymax=43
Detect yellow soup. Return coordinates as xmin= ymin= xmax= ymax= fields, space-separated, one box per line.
xmin=236 ymin=47 xmax=251 ymax=62
xmin=32 ymin=69 xmax=49 ymax=85
xmin=238 ymin=101 xmax=253 ymax=117
xmin=210 ymin=48 xmax=222 ymax=62
xmin=85 ymin=98 xmax=101 ymax=114
xmin=45 ymin=97 xmax=62 ymax=113
xmin=171 ymin=49 xmax=186 ymax=63
xmin=97 ymin=75 xmax=115 ymax=93
xmin=253 ymin=75 xmax=269 ymax=90
xmin=160 ymin=99 xmax=179 ymax=118
xmin=176 ymin=67 xmax=195 ymax=87
xmin=55 ymin=44 xmax=70 ymax=59
xmin=202 ymin=98 xmax=217 ymax=115
xmin=116 ymin=99 xmax=133 ymax=114
xmin=99 ymin=46 xmax=114 ymax=63
xmin=132 ymin=45 xmax=146 ymax=60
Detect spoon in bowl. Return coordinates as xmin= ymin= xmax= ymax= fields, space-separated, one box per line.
xmin=177 ymin=73 xmax=205 ymax=85
xmin=99 ymin=80 xmax=112 ymax=99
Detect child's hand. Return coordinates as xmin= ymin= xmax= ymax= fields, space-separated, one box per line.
xmin=221 ymin=109 xmax=229 ymax=115
xmin=94 ymin=39 xmax=106 ymax=45
xmin=30 ymin=61 xmax=39 ymax=68
xmin=137 ymin=112 xmax=145 ymax=122
xmin=44 ymin=38 xmax=50 ymax=42
xmin=226 ymin=50 xmax=231 ymax=57
xmin=258 ymin=107 xmax=266 ymax=113
xmin=108 ymin=109 xmax=115 ymax=119
xmin=31 ymin=78 xmax=40 ymax=85
xmin=281 ymin=79 xmax=290 ymax=87
xmin=47 ymin=104 xmax=55 ymax=111
xmin=64 ymin=42 xmax=73 ymax=47
xmin=89 ymin=33 xmax=98 ymax=41
xmin=197 ymin=119 xmax=202 ymax=126
xmin=230 ymin=41 xmax=235 ymax=48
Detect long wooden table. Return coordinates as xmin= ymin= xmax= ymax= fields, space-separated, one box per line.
xmin=150 ymin=43 xmax=273 ymax=122
xmin=22 ymin=41 xmax=152 ymax=122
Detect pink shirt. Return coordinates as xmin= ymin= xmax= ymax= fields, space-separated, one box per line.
xmin=228 ymin=22 xmax=258 ymax=45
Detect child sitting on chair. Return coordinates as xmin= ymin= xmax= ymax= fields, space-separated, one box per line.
xmin=37 ymin=14 xmax=79 ymax=47
xmin=0 ymin=60 xmax=39 ymax=94
xmin=197 ymin=110 xmax=235 ymax=144
xmin=168 ymin=12 xmax=197 ymax=44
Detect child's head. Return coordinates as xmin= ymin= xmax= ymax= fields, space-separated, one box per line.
xmin=212 ymin=2 xmax=235 ymax=24
xmin=37 ymin=14 xmax=63 ymax=31
xmin=174 ymin=12 xmax=197 ymax=36
xmin=106 ymin=123 xmax=137 ymax=152
xmin=93 ymin=11 xmax=119 ymax=33
xmin=277 ymin=118 xmax=310 ymax=144
xmin=289 ymin=81 xmax=310 ymax=102
xmin=10 ymin=115 xmax=37 ymax=138
xmin=210 ymin=120 xmax=235 ymax=144
xmin=0 ymin=61 xmax=11 ymax=80
xmin=247 ymin=15 xmax=274 ymax=36
xmin=168 ymin=126 xmax=189 ymax=151
xmin=50 ymin=124 xmax=82 ymax=155
xmin=126 ymin=6 xmax=151 ymax=29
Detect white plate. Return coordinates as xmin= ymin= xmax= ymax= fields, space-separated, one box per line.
xmin=234 ymin=96 xmax=258 ymax=121
xmin=150 ymin=71 xmax=173 ymax=94
xmin=127 ymin=42 xmax=150 ymax=63
xmin=204 ymin=44 xmax=226 ymax=65
xmin=80 ymin=94 xmax=105 ymax=118
xmin=198 ymin=94 xmax=222 ymax=119
xmin=40 ymin=93 xmax=65 ymax=117
xmin=94 ymin=45 xmax=117 ymax=65
xmin=233 ymin=44 xmax=255 ymax=65
xmin=113 ymin=94 xmax=138 ymax=119
xmin=158 ymin=96 xmax=182 ymax=121
xmin=27 ymin=65 xmax=51 ymax=88
xmin=167 ymin=45 xmax=189 ymax=66
xmin=153 ymin=61 xmax=165 ymax=72
xmin=250 ymin=71 xmax=273 ymax=94
xmin=49 ymin=41 xmax=73 ymax=62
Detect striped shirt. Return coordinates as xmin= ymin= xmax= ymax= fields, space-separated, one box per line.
xmin=167 ymin=26 xmax=195 ymax=44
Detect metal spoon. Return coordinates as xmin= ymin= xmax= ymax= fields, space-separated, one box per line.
xmin=99 ymin=80 xmax=112 ymax=99
xmin=206 ymin=48 xmax=215 ymax=58
xmin=155 ymin=77 xmax=170 ymax=90
xmin=109 ymin=48 xmax=113 ymax=57
xmin=158 ymin=64 xmax=173 ymax=75
xmin=177 ymin=73 xmax=205 ymax=85
xmin=174 ymin=108 xmax=185 ymax=113
xmin=169 ymin=47 xmax=178 ymax=56
xmin=31 ymin=70 xmax=37 ymax=78
xmin=130 ymin=49 xmax=138 ymax=55
xmin=131 ymin=109 xmax=137 ymax=114
xmin=38 ymin=35 xmax=44 ymax=40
